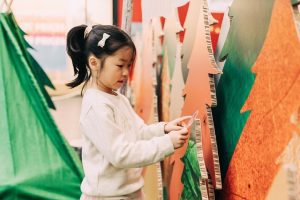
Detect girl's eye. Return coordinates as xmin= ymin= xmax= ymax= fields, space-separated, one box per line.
xmin=117 ymin=65 xmax=123 ymax=68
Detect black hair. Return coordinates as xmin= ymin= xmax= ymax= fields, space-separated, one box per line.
xmin=66 ymin=24 xmax=136 ymax=93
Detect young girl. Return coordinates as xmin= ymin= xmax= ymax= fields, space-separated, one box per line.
xmin=66 ymin=24 xmax=189 ymax=200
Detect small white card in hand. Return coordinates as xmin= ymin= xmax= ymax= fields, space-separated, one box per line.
xmin=185 ymin=110 xmax=199 ymax=128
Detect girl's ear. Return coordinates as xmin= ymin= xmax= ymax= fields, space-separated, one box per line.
xmin=88 ymin=56 xmax=101 ymax=71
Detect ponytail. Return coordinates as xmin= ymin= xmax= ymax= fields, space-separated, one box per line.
xmin=66 ymin=25 xmax=90 ymax=89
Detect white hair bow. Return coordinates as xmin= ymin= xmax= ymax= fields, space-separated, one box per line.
xmin=84 ymin=26 xmax=92 ymax=39
xmin=98 ymin=33 xmax=110 ymax=48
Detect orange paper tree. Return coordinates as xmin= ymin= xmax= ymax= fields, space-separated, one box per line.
xmin=221 ymin=0 xmax=300 ymax=198
xmin=212 ymin=0 xmax=275 ymax=194
xmin=168 ymin=0 xmax=222 ymax=199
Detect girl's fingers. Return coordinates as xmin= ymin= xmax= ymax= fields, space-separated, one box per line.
xmin=178 ymin=140 xmax=185 ymax=145
xmin=180 ymin=128 xmax=188 ymax=135
xmin=180 ymin=135 xmax=188 ymax=140
xmin=172 ymin=126 xmax=183 ymax=131
xmin=174 ymin=116 xmax=192 ymax=124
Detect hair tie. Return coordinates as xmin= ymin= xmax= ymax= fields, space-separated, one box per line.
xmin=84 ymin=26 xmax=92 ymax=39
xmin=98 ymin=33 xmax=110 ymax=48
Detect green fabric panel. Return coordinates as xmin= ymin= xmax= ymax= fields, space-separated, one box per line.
xmin=212 ymin=0 xmax=275 ymax=181
xmin=5 ymin=13 xmax=55 ymax=109
xmin=0 ymin=13 xmax=83 ymax=200
xmin=180 ymin=140 xmax=201 ymax=200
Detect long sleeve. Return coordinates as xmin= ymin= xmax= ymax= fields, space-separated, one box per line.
xmin=121 ymin=95 xmax=166 ymax=140
xmin=133 ymin=112 xmax=166 ymax=140
xmin=81 ymin=103 xmax=174 ymax=169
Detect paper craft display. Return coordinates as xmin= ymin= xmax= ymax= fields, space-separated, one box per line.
xmin=209 ymin=13 xmax=224 ymax=54
xmin=212 ymin=0 xmax=275 ymax=183
xmin=167 ymin=0 xmax=222 ymax=198
xmin=181 ymin=0 xmax=201 ymax=82
xmin=134 ymin=25 xmax=155 ymax=122
xmin=180 ymin=137 xmax=202 ymax=198
xmin=163 ymin=8 xmax=184 ymax=77
xmin=219 ymin=0 xmax=300 ymax=198
xmin=130 ymin=32 xmax=143 ymax=106
xmin=169 ymin=41 xmax=185 ymax=121
xmin=0 ymin=12 xmax=83 ymax=199
xmin=160 ymin=48 xmax=171 ymax=122
xmin=214 ymin=7 xmax=231 ymax=85
xmin=180 ymin=140 xmax=202 ymax=199
xmin=121 ymin=0 xmax=133 ymax=34
xmin=177 ymin=2 xmax=189 ymax=43
xmin=131 ymin=21 xmax=166 ymax=199
xmin=120 ymin=0 xmax=133 ymax=95
xmin=0 ymin=14 xmax=55 ymax=109
xmin=181 ymin=119 xmax=209 ymax=200
xmin=183 ymin=0 xmax=222 ymax=188
xmin=141 ymin=0 xmax=189 ymax=24
xmin=152 ymin=17 xmax=164 ymax=63
xmin=208 ymin=13 xmax=218 ymax=25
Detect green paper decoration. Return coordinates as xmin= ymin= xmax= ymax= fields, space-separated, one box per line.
xmin=2 ymin=13 xmax=55 ymax=109
xmin=0 ymin=12 xmax=83 ymax=199
xmin=180 ymin=140 xmax=202 ymax=200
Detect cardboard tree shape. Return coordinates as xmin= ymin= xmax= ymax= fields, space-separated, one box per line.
xmin=212 ymin=0 xmax=275 ymax=181
xmin=181 ymin=0 xmax=201 ymax=82
xmin=132 ymin=21 xmax=165 ymax=199
xmin=160 ymin=47 xmax=171 ymax=122
xmin=163 ymin=8 xmax=184 ymax=78
xmin=134 ymin=24 xmax=155 ymax=121
xmin=221 ymin=0 xmax=300 ymax=198
xmin=168 ymin=0 xmax=222 ymax=198
xmin=161 ymin=39 xmax=185 ymax=200
xmin=1 ymin=13 xmax=55 ymax=109
xmin=214 ymin=7 xmax=231 ymax=85
xmin=0 ymin=12 xmax=83 ymax=199
xmin=169 ymin=41 xmax=185 ymax=121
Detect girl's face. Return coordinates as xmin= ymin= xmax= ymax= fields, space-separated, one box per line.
xmin=96 ymin=46 xmax=133 ymax=94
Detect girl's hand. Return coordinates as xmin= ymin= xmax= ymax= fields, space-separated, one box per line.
xmin=168 ymin=128 xmax=189 ymax=149
xmin=164 ymin=116 xmax=192 ymax=133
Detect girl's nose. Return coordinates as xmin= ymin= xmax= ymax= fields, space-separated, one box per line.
xmin=122 ymin=67 xmax=129 ymax=76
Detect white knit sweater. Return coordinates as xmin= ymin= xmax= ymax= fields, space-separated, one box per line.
xmin=79 ymin=88 xmax=174 ymax=198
